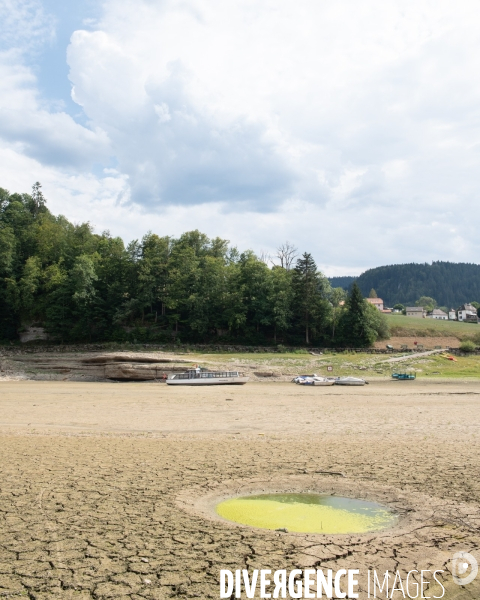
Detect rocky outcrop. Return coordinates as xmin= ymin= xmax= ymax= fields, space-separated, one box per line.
xmin=2 ymin=350 xmax=292 ymax=382
xmin=104 ymin=363 xmax=169 ymax=380
xmin=19 ymin=327 xmax=48 ymax=343
xmin=254 ymin=371 xmax=281 ymax=378
xmin=86 ymin=354 xmax=192 ymax=380
xmin=6 ymin=352 xmax=194 ymax=381
xmin=82 ymin=354 xmax=190 ymax=365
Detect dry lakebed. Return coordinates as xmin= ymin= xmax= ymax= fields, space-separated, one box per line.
xmin=0 ymin=380 xmax=479 ymax=599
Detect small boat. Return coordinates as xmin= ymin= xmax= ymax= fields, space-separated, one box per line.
xmin=334 ymin=376 xmax=367 ymax=386
xmin=298 ymin=376 xmax=335 ymax=386
xmin=392 ymin=372 xmax=416 ymax=380
xmin=292 ymin=374 xmax=318 ymax=383
xmin=166 ymin=369 xmax=248 ymax=386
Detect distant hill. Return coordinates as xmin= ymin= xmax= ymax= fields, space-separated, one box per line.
xmin=353 ymin=262 xmax=480 ymax=307
xmin=328 ymin=276 xmax=356 ymax=290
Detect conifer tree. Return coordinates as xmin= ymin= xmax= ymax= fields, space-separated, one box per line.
xmin=292 ymin=253 xmax=331 ymax=344
xmin=338 ymin=282 xmax=376 ymax=347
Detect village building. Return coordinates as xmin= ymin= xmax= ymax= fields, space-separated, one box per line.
xmin=457 ymin=304 xmax=479 ymax=323
xmin=406 ymin=307 xmax=426 ymax=318
xmin=426 ymin=308 xmax=448 ymax=320
xmin=448 ymin=309 xmax=457 ymax=320
xmin=366 ymin=298 xmax=384 ymax=311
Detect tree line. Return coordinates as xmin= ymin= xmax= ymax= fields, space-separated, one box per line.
xmin=0 ymin=184 xmax=388 ymax=346
xmin=331 ymin=262 xmax=480 ymax=308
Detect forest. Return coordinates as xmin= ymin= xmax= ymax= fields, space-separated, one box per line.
xmin=330 ymin=263 xmax=480 ymax=308
xmin=0 ymin=184 xmax=387 ymax=346
xmin=355 ymin=263 xmax=480 ymax=307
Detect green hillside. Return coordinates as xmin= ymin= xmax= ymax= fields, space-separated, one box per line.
xmin=355 ymin=262 xmax=480 ymax=307
xmin=386 ymin=314 xmax=480 ymax=340
xmin=328 ymin=275 xmax=355 ymax=289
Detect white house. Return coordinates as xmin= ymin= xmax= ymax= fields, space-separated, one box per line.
xmin=406 ymin=307 xmax=426 ymax=318
xmin=457 ymin=304 xmax=479 ymax=323
xmin=426 ymin=309 xmax=448 ymax=320
xmin=366 ymin=298 xmax=384 ymax=311
xmin=448 ymin=309 xmax=457 ymax=320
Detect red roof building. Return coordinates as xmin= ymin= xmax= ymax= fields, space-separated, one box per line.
xmin=366 ymin=298 xmax=384 ymax=311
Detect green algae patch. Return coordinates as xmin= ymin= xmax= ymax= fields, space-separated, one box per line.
xmin=216 ymin=493 xmax=397 ymax=534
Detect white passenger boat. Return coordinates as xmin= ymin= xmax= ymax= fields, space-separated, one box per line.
xmin=166 ymin=369 xmax=249 ymax=386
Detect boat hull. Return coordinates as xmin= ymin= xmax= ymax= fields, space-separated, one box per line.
xmin=166 ymin=377 xmax=249 ymax=386
xmin=334 ymin=378 xmax=366 ymax=386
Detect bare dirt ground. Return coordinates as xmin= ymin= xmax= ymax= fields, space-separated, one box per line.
xmin=374 ymin=336 xmax=460 ymax=349
xmin=0 ymin=381 xmax=479 ymax=599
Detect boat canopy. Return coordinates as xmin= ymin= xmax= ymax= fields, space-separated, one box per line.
xmin=172 ymin=371 xmax=240 ymax=380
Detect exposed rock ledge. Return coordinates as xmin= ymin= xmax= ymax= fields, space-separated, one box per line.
xmin=1 ymin=351 xmax=290 ymax=382
xmin=104 ymin=363 xmax=173 ymax=380
xmin=82 ymin=354 xmax=191 ymax=365
xmin=4 ymin=352 xmax=194 ymax=381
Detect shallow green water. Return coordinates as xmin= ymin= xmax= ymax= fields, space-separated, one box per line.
xmin=216 ymin=493 xmax=397 ymax=534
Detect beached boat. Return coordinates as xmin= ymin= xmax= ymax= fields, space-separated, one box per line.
xmin=298 ymin=376 xmax=335 ymax=386
xmin=334 ymin=376 xmax=367 ymax=386
xmin=392 ymin=372 xmax=416 ymax=380
xmin=292 ymin=374 xmax=318 ymax=383
xmin=166 ymin=369 xmax=249 ymax=385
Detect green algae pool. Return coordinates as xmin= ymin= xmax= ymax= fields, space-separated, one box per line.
xmin=216 ymin=493 xmax=397 ymax=534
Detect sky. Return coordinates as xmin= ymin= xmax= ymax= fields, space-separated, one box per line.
xmin=1 ymin=0 xmax=480 ymax=275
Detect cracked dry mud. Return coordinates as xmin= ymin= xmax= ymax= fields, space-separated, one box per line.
xmin=0 ymin=381 xmax=479 ymax=599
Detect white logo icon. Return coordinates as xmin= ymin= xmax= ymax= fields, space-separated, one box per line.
xmin=452 ymin=552 xmax=478 ymax=586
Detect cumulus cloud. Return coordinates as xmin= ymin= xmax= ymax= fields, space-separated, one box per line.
xmin=2 ymin=0 xmax=480 ymax=271
xmin=67 ymin=31 xmax=295 ymax=209
xmin=0 ymin=62 xmax=110 ymax=167
xmin=0 ymin=0 xmax=54 ymax=54
xmin=0 ymin=0 xmax=111 ymax=169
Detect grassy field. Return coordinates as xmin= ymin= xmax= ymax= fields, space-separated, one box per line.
xmin=386 ymin=313 xmax=480 ymax=340
xmin=191 ymin=350 xmax=480 ymax=379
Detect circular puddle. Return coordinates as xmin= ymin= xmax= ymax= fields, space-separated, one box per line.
xmin=215 ymin=493 xmax=398 ymax=534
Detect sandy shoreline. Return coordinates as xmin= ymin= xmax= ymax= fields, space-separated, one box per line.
xmin=0 ymin=381 xmax=479 ymax=598
xmin=0 ymin=380 xmax=479 ymax=438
